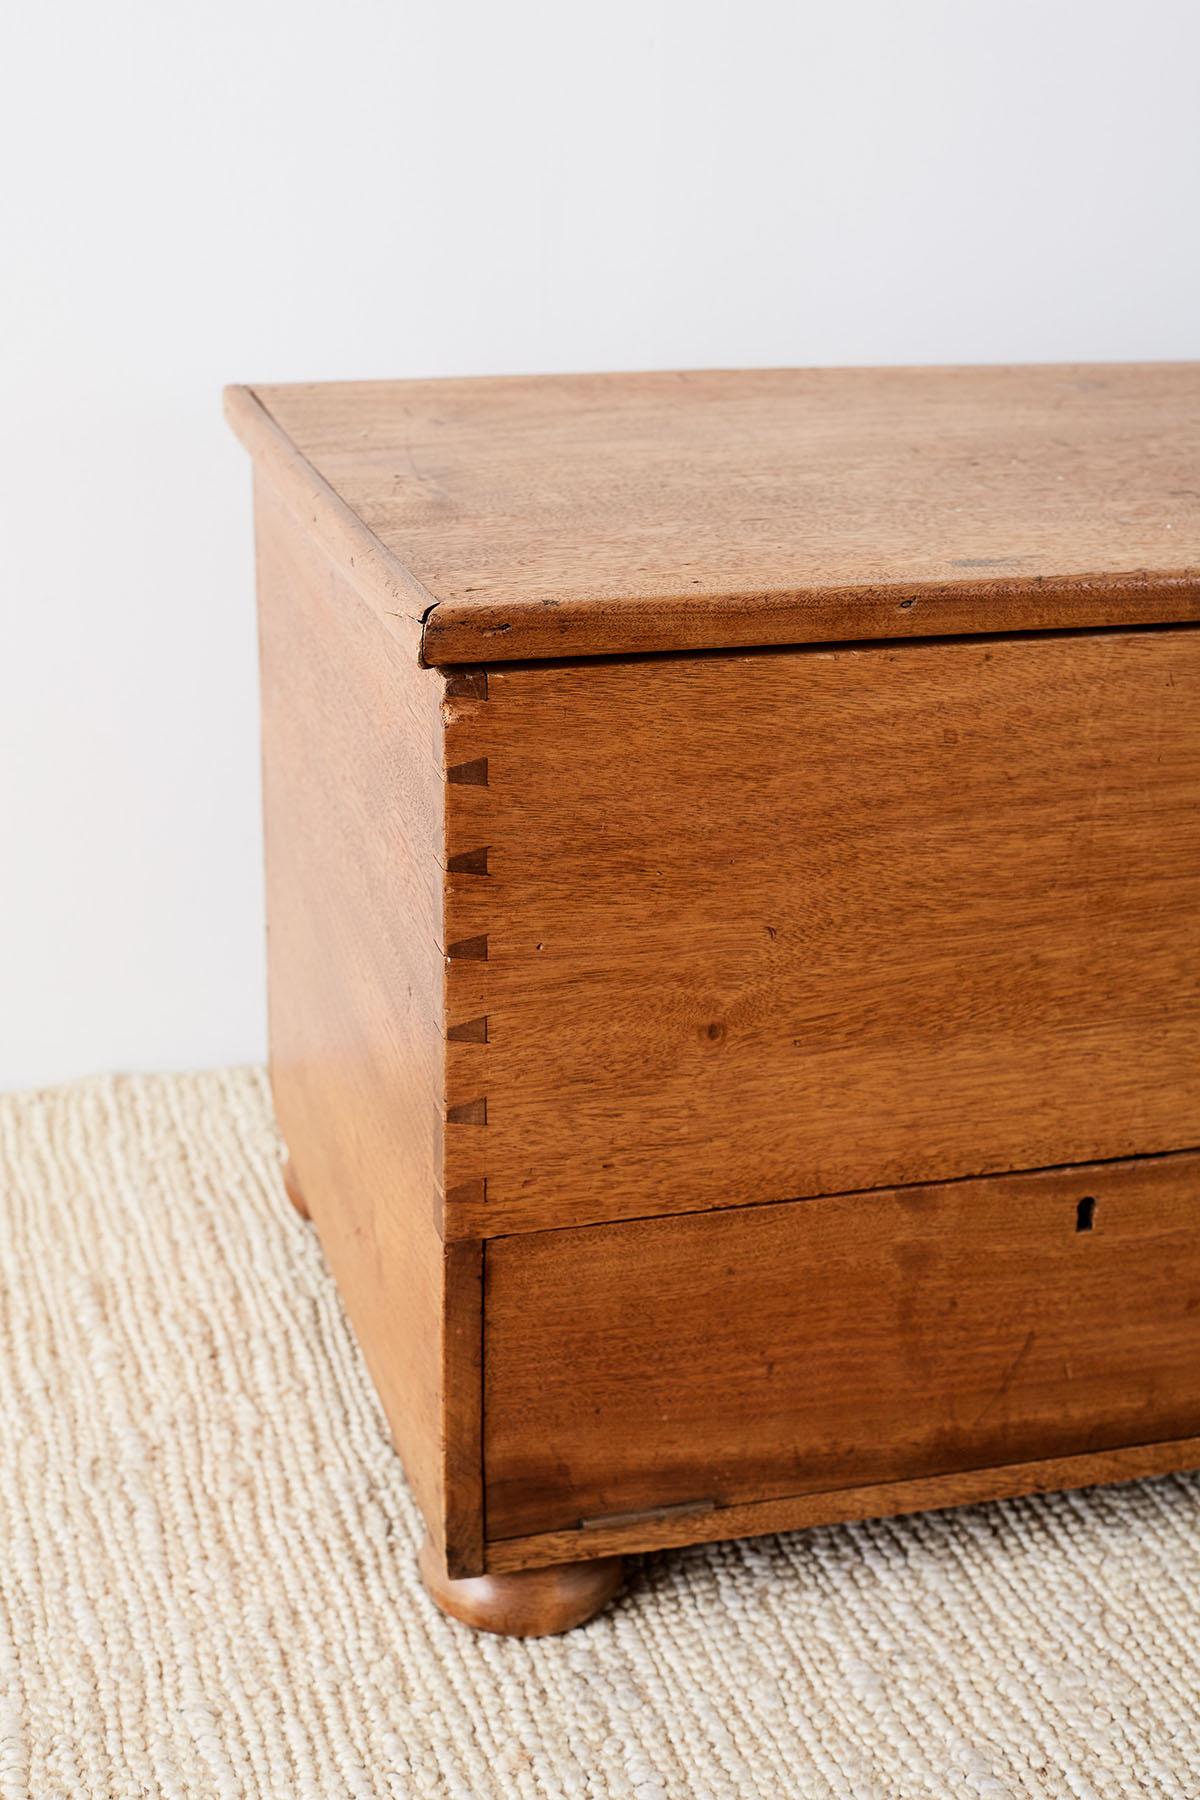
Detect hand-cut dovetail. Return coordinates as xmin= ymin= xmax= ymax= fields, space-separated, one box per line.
xmin=443 ymin=669 xmax=488 ymax=699
xmin=447 ymin=1015 xmax=488 ymax=1044
xmin=447 ymin=1097 xmax=487 ymax=1126
xmin=448 ymin=757 xmax=488 ymax=786
xmin=447 ymin=934 xmax=488 ymax=961
xmin=448 ymin=846 xmax=489 ymax=875
xmin=433 ymin=1177 xmax=487 ymax=1235
xmin=445 ymin=1178 xmax=486 ymax=1207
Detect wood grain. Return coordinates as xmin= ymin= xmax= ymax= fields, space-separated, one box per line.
xmin=484 ymin=1435 xmax=1200 ymax=1572
xmin=255 ymin=477 xmax=484 ymax=1574
xmin=440 ymin=627 xmax=1200 ymax=1238
xmin=235 ymin=370 xmax=1200 ymax=1616
xmin=484 ymin=1150 xmax=1200 ymax=1541
xmin=245 ymin=365 xmax=1200 ymax=663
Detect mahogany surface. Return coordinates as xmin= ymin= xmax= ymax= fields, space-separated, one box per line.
xmin=230 ymin=362 xmax=1200 ymax=1633
xmin=438 ymin=629 xmax=1200 ymax=1239
xmin=485 ymin=1151 xmax=1200 ymax=1541
xmin=232 ymin=365 xmax=1200 ymax=663
xmin=254 ymin=478 xmax=483 ymax=1576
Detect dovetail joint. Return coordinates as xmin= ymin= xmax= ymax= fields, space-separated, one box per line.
xmin=446 ymin=1097 xmax=487 ymax=1127
xmin=444 ymin=1178 xmax=486 ymax=1208
xmin=448 ymin=757 xmax=488 ymax=787
xmin=444 ymin=703 xmax=490 ymax=1235
xmin=443 ymin=669 xmax=488 ymax=700
xmin=446 ymin=934 xmax=488 ymax=962
xmin=448 ymin=846 xmax=489 ymax=876
xmin=447 ymin=1015 xmax=488 ymax=1044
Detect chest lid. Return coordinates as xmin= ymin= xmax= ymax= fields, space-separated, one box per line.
xmin=226 ymin=363 xmax=1200 ymax=665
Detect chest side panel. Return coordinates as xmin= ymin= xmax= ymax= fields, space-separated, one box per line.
xmin=443 ymin=628 xmax=1200 ymax=1237
xmin=256 ymin=479 xmax=482 ymax=1569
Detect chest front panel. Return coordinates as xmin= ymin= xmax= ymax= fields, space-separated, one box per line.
xmin=442 ymin=627 xmax=1200 ymax=1240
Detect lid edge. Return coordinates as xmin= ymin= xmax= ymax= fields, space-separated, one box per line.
xmin=419 ymin=571 xmax=1200 ymax=666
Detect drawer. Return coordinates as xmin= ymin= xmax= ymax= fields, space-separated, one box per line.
xmin=484 ymin=1151 xmax=1200 ymax=1542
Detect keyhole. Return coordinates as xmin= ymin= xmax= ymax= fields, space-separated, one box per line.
xmin=1075 ymin=1196 xmax=1097 ymax=1233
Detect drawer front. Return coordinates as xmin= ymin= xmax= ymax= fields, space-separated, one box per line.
xmin=484 ymin=1152 xmax=1200 ymax=1542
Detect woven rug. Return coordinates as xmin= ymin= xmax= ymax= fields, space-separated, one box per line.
xmin=2 ymin=1070 xmax=1199 ymax=1799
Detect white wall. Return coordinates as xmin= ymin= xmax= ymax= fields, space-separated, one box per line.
xmin=3 ymin=0 xmax=1198 ymax=1091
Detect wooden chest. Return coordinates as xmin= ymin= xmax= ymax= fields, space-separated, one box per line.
xmin=227 ymin=364 xmax=1200 ymax=1636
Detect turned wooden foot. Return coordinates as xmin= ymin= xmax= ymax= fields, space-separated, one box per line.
xmin=282 ymin=1157 xmax=310 ymax=1219
xmin=419 ymin=1537 xmax=624 ymax=1637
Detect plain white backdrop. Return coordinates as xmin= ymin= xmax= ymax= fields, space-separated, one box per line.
xmin=2 ymin=0 xmax=1199 ymax=1090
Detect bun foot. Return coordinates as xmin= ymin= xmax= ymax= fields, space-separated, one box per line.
xmin=419 ymin=1537 xmax=624 ymax=1637
xmin=282 ymin=1157 xmax=310 ymax=1219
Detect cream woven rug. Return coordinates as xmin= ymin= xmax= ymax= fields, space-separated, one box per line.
xmin=3 ymin=1070 xmax=1199 ymax=1800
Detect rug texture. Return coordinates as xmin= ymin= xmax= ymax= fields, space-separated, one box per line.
xmin=2 ymin=1069 xmax=1199 ymax=1800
